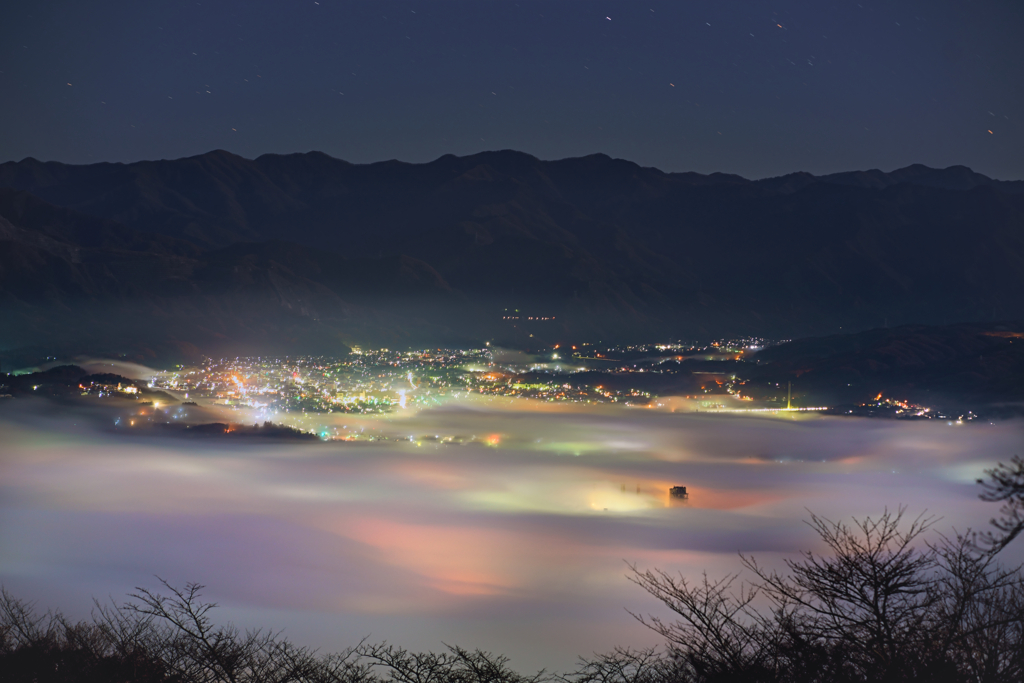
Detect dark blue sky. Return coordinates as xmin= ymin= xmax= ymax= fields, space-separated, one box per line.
xmin=1 ymin=0 xmax=1021 ymax=178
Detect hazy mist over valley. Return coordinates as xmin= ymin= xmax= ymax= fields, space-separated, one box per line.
xmin=3 ymin=386 xmax=1022 ymax=671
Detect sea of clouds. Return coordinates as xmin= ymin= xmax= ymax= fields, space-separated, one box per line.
xmin=1 ymin=394 xmax=1022 ymax=671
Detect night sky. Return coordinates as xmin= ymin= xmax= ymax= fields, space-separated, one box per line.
xmin=1 ymin=0 xmax=1021 ymax=179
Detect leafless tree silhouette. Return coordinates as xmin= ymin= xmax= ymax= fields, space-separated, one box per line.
xmin=979 ymin=455 xmax=1024 ymax=553
xmin=605 ymin=508 xmax=1024 ymax=682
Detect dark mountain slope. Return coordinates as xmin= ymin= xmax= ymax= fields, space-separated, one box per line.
xmin=746 ymin=322 xmax=1024 ymax=409
xmin=0 ymin=188 xmax=200 ymax=256
xmin=1 ymin=151 xmax=1023 ymax=354
xmin=0 ymin=194 xmax=467 ymax=361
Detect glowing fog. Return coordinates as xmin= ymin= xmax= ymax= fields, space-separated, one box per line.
xmin=1 ymin=396 xmax=1021 ymax=671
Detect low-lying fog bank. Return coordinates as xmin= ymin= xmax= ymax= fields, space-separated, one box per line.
xmin=1 ymin=395 xmax=1022 ymax=671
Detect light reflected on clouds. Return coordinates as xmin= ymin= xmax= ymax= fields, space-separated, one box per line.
xmin=1 ymin=397 xmax=1021 ymax=670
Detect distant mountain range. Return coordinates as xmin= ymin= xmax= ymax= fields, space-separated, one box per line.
xmin=1 ymin=150 xmax=1023 ymax=361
